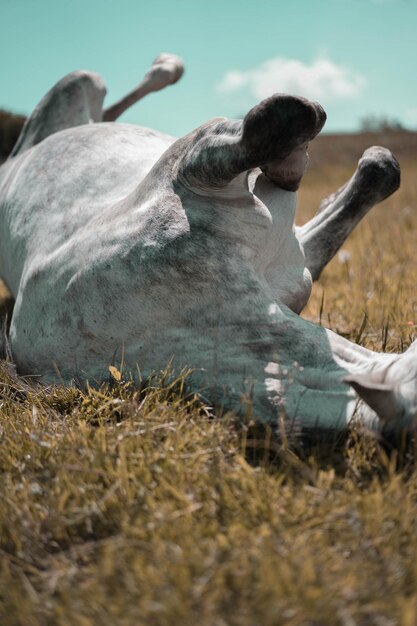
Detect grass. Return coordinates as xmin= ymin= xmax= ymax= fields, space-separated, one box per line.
xmin=0 ymin=140 xmax=416 ymax=625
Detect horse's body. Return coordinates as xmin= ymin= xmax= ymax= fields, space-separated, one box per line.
xmin=0 ymin=54 xmax=415 ymax=441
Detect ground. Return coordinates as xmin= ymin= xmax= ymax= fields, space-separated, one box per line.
xmin=0 ymin=131 xmax=416 ymax=626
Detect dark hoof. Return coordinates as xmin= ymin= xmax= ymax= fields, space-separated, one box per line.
xmin=241 ymin=94 xmax=326 ymax=166
xmin=357 ymin=146 xmax=401 ymax=199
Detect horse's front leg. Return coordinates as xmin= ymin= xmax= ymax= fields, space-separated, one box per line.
xmin=102 ymin=53 xmax=184 ymax=122
xmin=296 ymin=146 xmax=400 ymax=280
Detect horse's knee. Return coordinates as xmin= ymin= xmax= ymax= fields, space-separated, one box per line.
xmin=11 ymin=70 xmax=107 ymax=158
xmin=58 ymin=70 xmax=107 ymax=123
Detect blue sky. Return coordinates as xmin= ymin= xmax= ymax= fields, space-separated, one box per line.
xmin=1 ymin=0 xmax=416 ymax=137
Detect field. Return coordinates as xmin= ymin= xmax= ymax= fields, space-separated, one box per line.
xmin=0 ymin=132 xmax=416 ymax=626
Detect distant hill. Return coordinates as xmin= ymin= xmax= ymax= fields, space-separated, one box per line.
xmin=308 ymin=130 xmax=417 ymax=168
xmin=0 ymin=109 xmax=416 ymax=167
xmin=0 ymin=110 xmax=26 ymax=163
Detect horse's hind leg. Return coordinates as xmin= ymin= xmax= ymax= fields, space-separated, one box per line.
xmin=10 ymin=53 xmax=184 ymax=158
xmin=102 ymin=53 xmax=184 ymax=121
xmin=10 ymin=70 xmax=107 ymax=158
xmin=296 ymin=146 xmax=400 ymax=280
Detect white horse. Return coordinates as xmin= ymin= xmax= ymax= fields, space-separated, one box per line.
xmin=0 ymin=53 xmax=415 ymax=443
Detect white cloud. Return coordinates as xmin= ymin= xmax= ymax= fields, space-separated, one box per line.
xmin=217 ymin=56 xmax=366 ymax=104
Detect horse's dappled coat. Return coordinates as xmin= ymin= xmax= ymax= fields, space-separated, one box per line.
xmin=0 ymin=54 xmax=415 ymax=443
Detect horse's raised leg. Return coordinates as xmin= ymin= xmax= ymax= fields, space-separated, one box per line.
xmin=102 ymin=53 xmax=184 ymax=122
xmin=296 ymin=146 xmax=400 ymax=280
xmin=10 ymin=71 xmax=107 ymax=158
xmin=10 ymin=53 xmax=184 ymax=159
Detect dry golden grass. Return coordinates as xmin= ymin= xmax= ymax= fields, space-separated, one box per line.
xmin=0 ymin=137 xmax=416 ymax=625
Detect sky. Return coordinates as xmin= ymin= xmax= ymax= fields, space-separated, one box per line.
xmin=1 ymin=0 xmax=416 ymax=137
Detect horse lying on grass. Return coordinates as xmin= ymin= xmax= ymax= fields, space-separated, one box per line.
xmin=0 ymin=53 xmax=415 ymax=444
